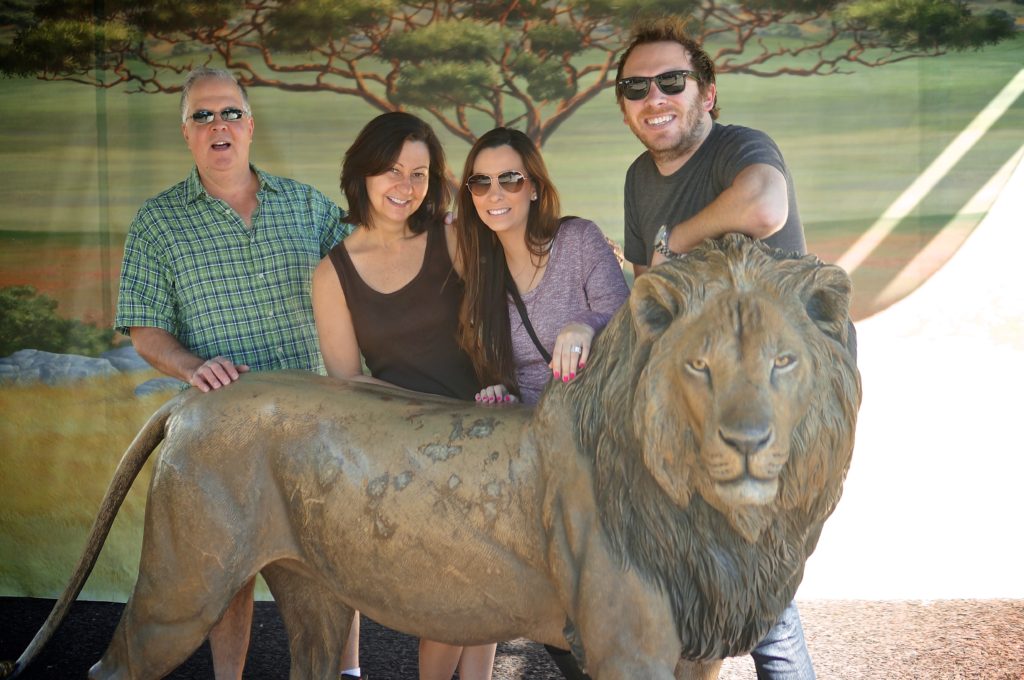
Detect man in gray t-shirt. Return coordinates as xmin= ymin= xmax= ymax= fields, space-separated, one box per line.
xmin=617 ymin=16 xmax=805 ymax=278
xmin=610 ymin=15 xmax=816 ymax=680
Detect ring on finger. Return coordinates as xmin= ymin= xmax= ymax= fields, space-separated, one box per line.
xmin=570 ymin=345 xmax=583 ymax=354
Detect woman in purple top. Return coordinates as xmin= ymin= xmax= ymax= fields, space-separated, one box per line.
xmin=454 ymin=127 xmax=629 ymax=405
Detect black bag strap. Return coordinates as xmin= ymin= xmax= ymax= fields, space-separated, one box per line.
xmin=506 ymin=267 xmax=551 ymax=364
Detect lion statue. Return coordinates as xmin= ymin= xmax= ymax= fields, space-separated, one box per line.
xmin=3 ymin=234 xmax=861 ymax=680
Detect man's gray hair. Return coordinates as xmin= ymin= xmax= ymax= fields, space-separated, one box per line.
xmin=180 ymin=67 xmax=251 ymax=123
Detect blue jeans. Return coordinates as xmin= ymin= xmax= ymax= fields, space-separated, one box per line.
xmin=750 ymin=601 xmax=815 ymax=679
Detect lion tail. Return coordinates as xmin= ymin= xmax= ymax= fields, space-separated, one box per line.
xmin=0 ymin=394 xmax=182 ymax=679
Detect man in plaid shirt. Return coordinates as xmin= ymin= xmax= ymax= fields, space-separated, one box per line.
xmin=114 ymin=67 xmax=354 ymax=679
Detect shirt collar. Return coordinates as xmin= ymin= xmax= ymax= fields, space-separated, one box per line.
xmin=184 ymin=164 xmax=280 ymax=203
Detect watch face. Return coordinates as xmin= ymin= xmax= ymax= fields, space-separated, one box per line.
xmin=655 ymin=225 xmax=669 ymax=252
xmin=656 ymin=225 xmax=668 ymax=248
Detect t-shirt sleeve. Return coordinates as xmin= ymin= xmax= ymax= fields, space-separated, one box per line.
xmin=571 ymin=220 xmax=630 ymax=331
xmin=114 ymin=206 xmax=178 ymax=336
xmin=623 ymin=161 xmax=648 ymax=266
xmin=714 ymin=127 xmax=787 ymax=189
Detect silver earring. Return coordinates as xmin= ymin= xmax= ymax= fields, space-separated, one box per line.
xmin=531 ymin=193 xmax=538 ymax=201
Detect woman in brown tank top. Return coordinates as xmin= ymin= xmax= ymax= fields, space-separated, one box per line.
xmin=311 ymin=112 xmax=495 ymax=680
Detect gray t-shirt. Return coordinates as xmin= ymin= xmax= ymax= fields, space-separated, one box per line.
xmin=510 ymin=217 xmax=630 ymax=405
xmin=624 ymin=123 xmax=806 ymax=265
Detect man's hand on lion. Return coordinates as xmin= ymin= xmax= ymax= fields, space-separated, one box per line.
xmin=188 ymin=356 xmax=250 ymax=392
xmin=550 ymin=322 xmax=594 ymax=382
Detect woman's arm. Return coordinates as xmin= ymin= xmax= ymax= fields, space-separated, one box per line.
xmin=312 ymin=256 xmax=367 ymax=379
xmin=549 ymin=220 xmax=630 ymax=381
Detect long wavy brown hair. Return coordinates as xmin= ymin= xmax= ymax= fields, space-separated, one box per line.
xmin=454 ymin=128 xmax=562 ymax=393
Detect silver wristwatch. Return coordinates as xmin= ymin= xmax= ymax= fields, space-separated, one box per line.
xmin=654 ymin=224 xmax=684 ymax=259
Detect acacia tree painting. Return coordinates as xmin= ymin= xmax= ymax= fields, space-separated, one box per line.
xmin=0 ymin=0 xmax=1015 ymax=146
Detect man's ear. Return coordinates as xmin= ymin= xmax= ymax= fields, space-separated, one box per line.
xmin=701 ymin=83 xmax=717 ymax=113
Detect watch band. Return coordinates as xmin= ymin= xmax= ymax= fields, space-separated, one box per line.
xmin=655 ymin=224 xmax=684 ymax=259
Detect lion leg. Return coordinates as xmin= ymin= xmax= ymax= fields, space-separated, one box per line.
xmin=88 ymin=579 xmax=236 ymax=680
xmin=89 ymin=536 xmax=254 ymax=680
xmin=674 ymin=659 xmax=723 ymax=680
xmin=90 ymin=474 xmax=263 ymax=679
xmin=261 ymin=561 xmax=352 ymax=680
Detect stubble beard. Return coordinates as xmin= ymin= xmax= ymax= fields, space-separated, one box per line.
xmin=639 ymin=105 xmax=709 ymax=169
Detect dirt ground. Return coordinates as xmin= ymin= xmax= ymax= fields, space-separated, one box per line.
xmin=1 ymin=597 xmax=1021 ymax=679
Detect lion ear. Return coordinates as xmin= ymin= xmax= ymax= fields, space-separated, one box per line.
xmin=630 ymin=269 xmax=686 ymax=341
xmin=802 ymin=264 xmax=855 ymax=356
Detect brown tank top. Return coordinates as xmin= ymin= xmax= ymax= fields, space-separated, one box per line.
xmin=327 ymin=224 xmax=479 ymax=400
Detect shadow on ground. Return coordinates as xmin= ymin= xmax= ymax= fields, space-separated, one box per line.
xmin=1 ymin=598 xmax=1022 ymax=679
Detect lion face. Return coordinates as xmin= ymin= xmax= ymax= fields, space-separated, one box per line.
xmin=648 ymin=292 xmax=814 ymax=509
xmin=625 ymin=239 xmax=856 ymax=542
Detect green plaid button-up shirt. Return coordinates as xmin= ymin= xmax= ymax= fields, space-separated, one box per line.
xmin=115 ymin=165 xmax=354 ymax=374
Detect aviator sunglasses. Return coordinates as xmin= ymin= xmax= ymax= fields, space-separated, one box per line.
xmin=465 ymin=170 xmax=529 ymax=197
xmin=616 ymin=70 xmax=698 ymax=101
xmin=189 ymin=107 xmax=248 ymax=124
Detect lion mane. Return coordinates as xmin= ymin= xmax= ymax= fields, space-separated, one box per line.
xmin=552 ymin=234 xmax=861 ymax=661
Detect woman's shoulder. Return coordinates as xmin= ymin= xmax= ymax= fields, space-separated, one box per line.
xmin=556 ymin=216 xmax=613 ymax=251
xmin=312 ymin=249 xmax=343 ymax=292
xmin=555 ymin=216 xmax=603 ymax=243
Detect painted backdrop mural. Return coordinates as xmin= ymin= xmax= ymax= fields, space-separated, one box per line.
xmin=0 ymin=1 xmax=1022 ymax=600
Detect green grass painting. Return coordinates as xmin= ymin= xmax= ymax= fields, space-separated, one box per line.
xmin=0 ymin=34 xmax=1021 ymax=601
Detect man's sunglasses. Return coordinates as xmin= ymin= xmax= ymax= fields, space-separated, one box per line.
xmin=465 ymin=171 xmax=529 ymax=197
xmin=189 ymin=107 xmax=248 ymax=124
xmin=616 ymin=70 xmax=699 ymax=101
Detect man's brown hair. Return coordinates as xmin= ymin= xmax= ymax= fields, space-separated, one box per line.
xmin=616 ymin=16 xmax=720 ymax=120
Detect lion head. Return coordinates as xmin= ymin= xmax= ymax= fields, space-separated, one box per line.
xmin=552 ymin=234 xmax=861 ymax=659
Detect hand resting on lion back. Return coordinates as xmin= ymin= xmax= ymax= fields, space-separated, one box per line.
xmin=2 ymin=234 xmax=861 ymax=680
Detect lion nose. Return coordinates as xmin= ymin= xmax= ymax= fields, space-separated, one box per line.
xmin=718 ymin=425 xmax=773 ymax=457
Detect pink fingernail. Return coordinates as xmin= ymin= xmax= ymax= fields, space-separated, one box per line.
xmin=569 ymin=372 xmax=575 ymax=380
xmin=562 ymin=375 xmax=569 ymax=382
xmin=553 ymin=371 xmax=561 ymax=379
xmin=504 ymin=395 xmax=510 ymax=402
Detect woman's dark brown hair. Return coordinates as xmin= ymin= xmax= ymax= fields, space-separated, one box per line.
xmin=340 ymin=111 xmax=451 ymax=233
xmin=454 ymin=127 xmax=562 ymax=393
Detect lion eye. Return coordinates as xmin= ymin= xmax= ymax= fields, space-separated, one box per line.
xmin=773 ymin=353 xmax=797 ymax=371
xmin=686 ymin=358 xmax=709 ymax=374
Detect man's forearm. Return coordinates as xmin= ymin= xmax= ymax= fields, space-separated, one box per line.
xmin=129 ymin=326 xmax=204 ymax=383
xmin=667 ymin=163 xmax=788 ymax=253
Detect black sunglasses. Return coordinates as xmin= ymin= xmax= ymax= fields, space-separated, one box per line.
xmin=465 ymin=171 xmax=529 ymax=197
xmin=616 ymin=70 xmax=699 ymax=101
xmin=189 ymin=107 xmax=248 ymax=124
